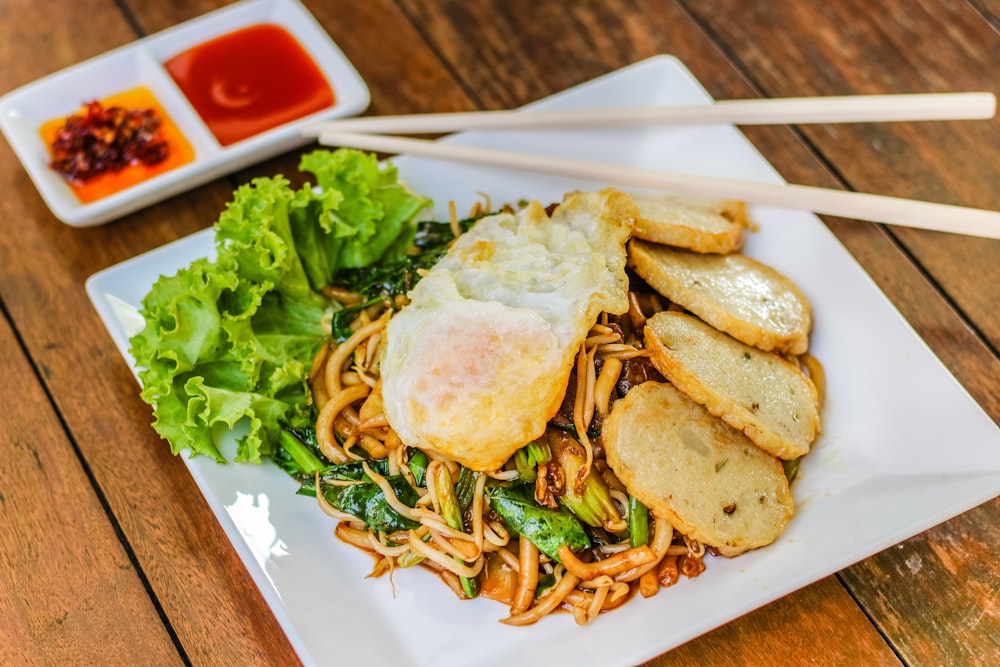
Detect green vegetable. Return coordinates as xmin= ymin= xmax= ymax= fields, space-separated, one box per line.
xmin=513 ymin=439 xmax=552 ymax=484
xmin=548 ymin=431 xmax=621 ymax=529
xmin=129 ymin=149 xmax=431 ymax=464
xmin=486 ymin=484 xmax=590 ymax=562
xmin=628 ymin=496 xmax=650 ymax=548
xmin=535 ymin=572 xmax=557 ymax=597
xmin=548 ymin=420 xmax=602 ymax=440
xmin=408 ymin=450 xmax=429 ymax=486
xmin=431 ymin=464 xmax=480 ymax=599
xmin=328 ymin=295 xmax=391 ymax=343
xmin=319 ymin=476 xmax=420 ymax=533
xmin=275 ymin=429 xmax=325 ymax=478
xmin=324 ymin=223 xmax=489 ymax=342
xmin=328 ymin=213 xmax=490 ymax=305
xmin=433 ymin=465 xmax=464 ymax=532
xmin=299 ymin=149 xmax=431 ymax=269
xmin=454 ymin=466 xmax=479 ymax=511
xmin=782 ymin=457 xmax=801 ymax=482
xmin=297 ymin=459 xmax=391 ymax=489
xmin=397 ymin=548 xmax=425 ymax=568
xmin=299 ymin=460 xmax=419 ymax=533
xmin=331 ymin=245 xmax=448 ymax=303
xmin=412 ymin=215 xmax=479 ymax=250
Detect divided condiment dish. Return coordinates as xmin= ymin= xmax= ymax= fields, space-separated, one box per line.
xmin=0 ymin=0 xmax=369 ymax=226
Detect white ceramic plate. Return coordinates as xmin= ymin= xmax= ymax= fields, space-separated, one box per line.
xmin=0 ymin=0 xmax=368 ymax=227
xmin=86 ymin=55 xmax=1000 ymax=666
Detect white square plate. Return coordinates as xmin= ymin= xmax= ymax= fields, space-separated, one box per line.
xmin=0 ymin=0 xmax=368 ymax=227
xmin=86 ymin=55 xmax=1000 ymax=666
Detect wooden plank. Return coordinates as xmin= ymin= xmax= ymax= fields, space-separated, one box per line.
xmin=839 ymin=498 xmax=1000 ymax=665
xmin=0 ymin=311 xmax=181 ymax=666
xmin=0 ymin=0 xmax=295 ymax=664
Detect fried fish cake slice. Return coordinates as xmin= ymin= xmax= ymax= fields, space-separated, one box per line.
xmin=644 ymin=310 xmax=820 ymax=460
xmin=629 ymin=194 xmax=748 ymax=254
xmin=603 ymin=381 xmax=794 ymax=557
xmin=628 ymin=239 xmax=812 ymax=355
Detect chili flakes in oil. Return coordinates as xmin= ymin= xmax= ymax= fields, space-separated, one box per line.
xmin=49 ymin=101 xmax=169 ymax=182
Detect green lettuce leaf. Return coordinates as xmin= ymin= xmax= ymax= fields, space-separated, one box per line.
xmin=129 ymin=149 xmax=431 ymax=464
xmin=299 ymin=148 xmax=429 ymax=268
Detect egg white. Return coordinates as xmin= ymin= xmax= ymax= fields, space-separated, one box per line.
xmin=380 ymin=189 xmax=636 ymax=471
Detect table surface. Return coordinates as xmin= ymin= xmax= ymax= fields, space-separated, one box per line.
xmin=3 ymin=0 xmax=1000 ymax=665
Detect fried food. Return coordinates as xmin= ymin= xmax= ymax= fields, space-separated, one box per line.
xmin=628 ymin=239 xmax=812 ymax=355
xmin=644 ymin=310 xmax=820 ymax=460
xmin=603 ymin=381 xmax=794 ymax=557
xmin=381 ymin=188 xmax=637 ymax=471
xmin=629 ymin=193 xmax=748 ymax=254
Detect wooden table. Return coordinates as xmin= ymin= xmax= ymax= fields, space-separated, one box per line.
xmin=2 ymin=0 xmax=999 ymax=664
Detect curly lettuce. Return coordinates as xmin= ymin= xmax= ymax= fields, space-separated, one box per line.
xmin=129 ymin=149 xmax=432 ymax=464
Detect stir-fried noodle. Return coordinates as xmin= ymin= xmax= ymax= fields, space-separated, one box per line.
xmin=302 ymin=213 xmax=701 ymax=626
xmin=305 ymin=201 xmax=819 ymax=625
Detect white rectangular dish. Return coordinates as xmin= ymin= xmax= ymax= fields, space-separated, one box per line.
xmin=86 ymin=55 xmax=1000 ymax=666
xmin=0 ymin=0 xmax=368 ymax=227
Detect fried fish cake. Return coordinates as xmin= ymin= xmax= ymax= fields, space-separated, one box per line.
xmin=629 ymin=193 xmax=748 ymax=254
xmin=644 ymin=310 xmax=820 ymax=460
xmin=603 ymin=381 xmax=794 ymax=557
xmin=629 ymin=239 xmax=812 ymax=355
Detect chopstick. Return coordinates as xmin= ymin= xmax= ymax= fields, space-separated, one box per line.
xmin=303 ymin=93 xmax=996 ymax=136
xmin=316 ymin=131 xmax=1000 ymax=239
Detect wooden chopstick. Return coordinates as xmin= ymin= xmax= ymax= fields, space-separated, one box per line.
xmin=316 ymin=131 xmax=1000 ymax=239
xmin=303 ymin=93 xmax=996 ymax=136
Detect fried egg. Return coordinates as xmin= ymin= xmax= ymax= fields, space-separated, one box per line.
xmin=381 ymin=188 xmax=637 ymax=471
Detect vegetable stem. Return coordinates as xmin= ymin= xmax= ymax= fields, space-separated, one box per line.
xmin=628 ymin=496 xmax=650 ymax=547
xmin=431 ymin=463 xmax=480 ymax=599
xmin=455 ymin=466 xmax=478 ymax=510
xmin=279 ymin=429 xmax=325 ymax=475
xmin=514 ymin=439 xmax=551 ymax=483
xmin=548 ymin=430 xmax=620 ymax=529
xmin=408 ymin=450 xmax=429 ymax=486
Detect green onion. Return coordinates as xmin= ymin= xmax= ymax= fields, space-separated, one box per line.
xmin=430 ymin=464 xmax=480 ymax=599
xmin=628 ymin=496 xmax=650 ymax=548
xmin=408 ymin=449 xmax=429 ymax=486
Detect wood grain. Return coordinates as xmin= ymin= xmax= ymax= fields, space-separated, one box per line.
xmin=840 ymin=498 xmax=1000 ymax=665
xmin=0 ymin=312 xmax=180 ymax=666
xmin=0 ymin=5 xmax=191 ymax=661
xmin=2 ymin=0 xmax=998 ymax=664
xmin=0 ymin=0 xmax=296 ymax=663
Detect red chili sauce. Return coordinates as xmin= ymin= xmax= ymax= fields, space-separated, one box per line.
xmin=165 ymin=24 xmax=335 ymax=146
